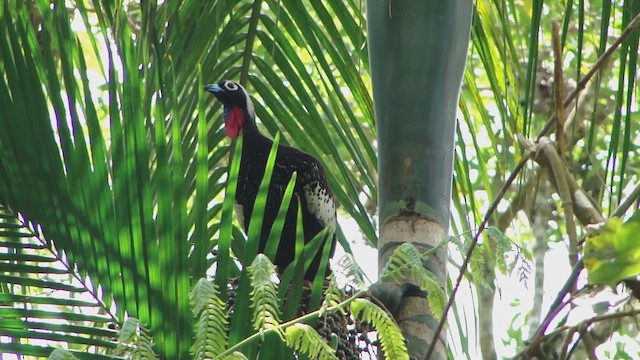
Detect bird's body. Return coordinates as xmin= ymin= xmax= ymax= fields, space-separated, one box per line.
xmin=206 ymin=80 xmax=336 ymax=280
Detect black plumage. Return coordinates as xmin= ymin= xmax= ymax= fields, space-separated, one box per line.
xmin=205 ymin=80 xmax=337 ymax=280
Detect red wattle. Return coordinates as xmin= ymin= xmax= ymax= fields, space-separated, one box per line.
xmin=225 ymin=107 xmax=245 ymax=139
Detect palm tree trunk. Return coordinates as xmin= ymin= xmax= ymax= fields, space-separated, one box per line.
xmin=367 ymin=1 xmax=472 ymax=358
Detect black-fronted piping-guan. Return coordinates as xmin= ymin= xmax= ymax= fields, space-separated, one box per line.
xmin=205 ymin=80 xmax=336 ymax=281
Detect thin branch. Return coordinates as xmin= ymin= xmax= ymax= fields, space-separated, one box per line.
xmin=559 ymin=326 xmax=576 ymax=360
xmin=578 ymin=327 xmax=599 ymax=360
xmin=551 ymin=21 xmax=578 ymax=266
xmin=530 ymin=293 xmax=575 ymax=350
xmin=552 ymin=20 xmax=566 ymax=154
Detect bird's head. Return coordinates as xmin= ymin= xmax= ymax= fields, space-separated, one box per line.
xmin=205 ymin=80 xmax=256 ymax=139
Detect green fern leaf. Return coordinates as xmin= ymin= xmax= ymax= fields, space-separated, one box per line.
xmin=469 ymin=242 xmax=491 ymax=289
xmin=424 ymin=275 xmax=447 ymax=319
xmin=350 ymin=298 xmax=409 ymax=360
xmin=118 ymin=318 xmax=158 ymax=360
xmin=191 ymin=278 xmax=219 ymax=315
xmin=284 ymin=323 xmax=339 ymax=360
xmin=486 ymin=226 xmax=513 ymax=274
xmin=320 ymin=274 xmax=345 ymax=316
xmin=380 ymin=242 xmax=424 ymax=283
xmin=248 ymin=254 xmax=283 ymax=335
xmin=335 ymin=254 xmax=368 ymax=287
xmin=190 ymin=278 xmax=229 ymax=359
xmin=378 ymin=243 xmax=446 ymax=318
xmin=118 ymin=318 xmax=141 ymax=344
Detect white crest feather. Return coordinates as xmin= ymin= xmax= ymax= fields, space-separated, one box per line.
xmin=237 ymin=83 xmax=256 ymax=118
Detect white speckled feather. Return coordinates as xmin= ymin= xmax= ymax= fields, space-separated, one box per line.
xmin=303 ymin=183 xmax=336 ymax=230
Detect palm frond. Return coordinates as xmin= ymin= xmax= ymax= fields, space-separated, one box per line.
xmin=0 ymin=204 xmax=119 ymax=357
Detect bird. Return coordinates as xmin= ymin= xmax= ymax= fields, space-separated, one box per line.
xmin=205 ymin=80 xmax=337 ymax=281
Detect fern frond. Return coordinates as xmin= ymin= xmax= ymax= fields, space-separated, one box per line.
xmin=350 ymin=298 xmax=409 ymax=360
xmin=335 ymin=254 xmax=368 ymax=288
xmin=423 ymin=273 xmax=447 ymax=320
xmin=486 ymin=226 xmax=511 ymax=247
xmin=190 ymin=278 xmax=218 ymax=315
xmin=448 ymin=233 xmax=466 ymax=251
xmin=284 ymin=323 xmax=339 ymax=360
xmin=320 ymin=274 xmax=345 ymax=316
xmin=380 ymin=242 xmax=424 ymax=283
xmin=118 ymin=318 xmax=141 ymax=345
xmin=118 ymin=318 xmax=158 ymax=360
xmin=487 ymin=226 xmax=515 ymax=273
xmin=469 ymin=243 xmax=491 ymax=289
xmin=248 ymin=254 xmax=283 ymax=335
xmin=379 ymin=243 xmax=446 ymax=318
xmin=190 ymin=278 xmax=229 ymax=359
xmin=48 ymin=349 xmax=78 ymax=360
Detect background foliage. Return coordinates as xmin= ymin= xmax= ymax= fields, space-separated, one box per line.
xmin=1 ymin=0 xmax=639 ymax=359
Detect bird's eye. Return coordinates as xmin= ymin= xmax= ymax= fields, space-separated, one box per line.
xmin=224 ymin=81 xmax=239 ymax=91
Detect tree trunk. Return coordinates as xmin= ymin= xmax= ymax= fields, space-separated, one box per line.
xmin=367 ymin=1 xmax=472 ymax=358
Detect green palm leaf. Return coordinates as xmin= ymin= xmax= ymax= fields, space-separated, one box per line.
xmin=0 ymin=204 xmax=119 ymax=358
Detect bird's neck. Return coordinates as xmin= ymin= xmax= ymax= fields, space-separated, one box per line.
xmin=239 ymin=111 xmax=273 ymax=150
xmin=241 ymin=114 xmax=259 ymax=135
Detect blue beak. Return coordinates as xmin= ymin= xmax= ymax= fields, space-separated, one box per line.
xmin=204 ymin=83 xmax=222 ymax=93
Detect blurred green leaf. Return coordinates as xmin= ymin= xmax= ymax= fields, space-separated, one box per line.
xmin=584 ymin=214 xmax=640 ymax=286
